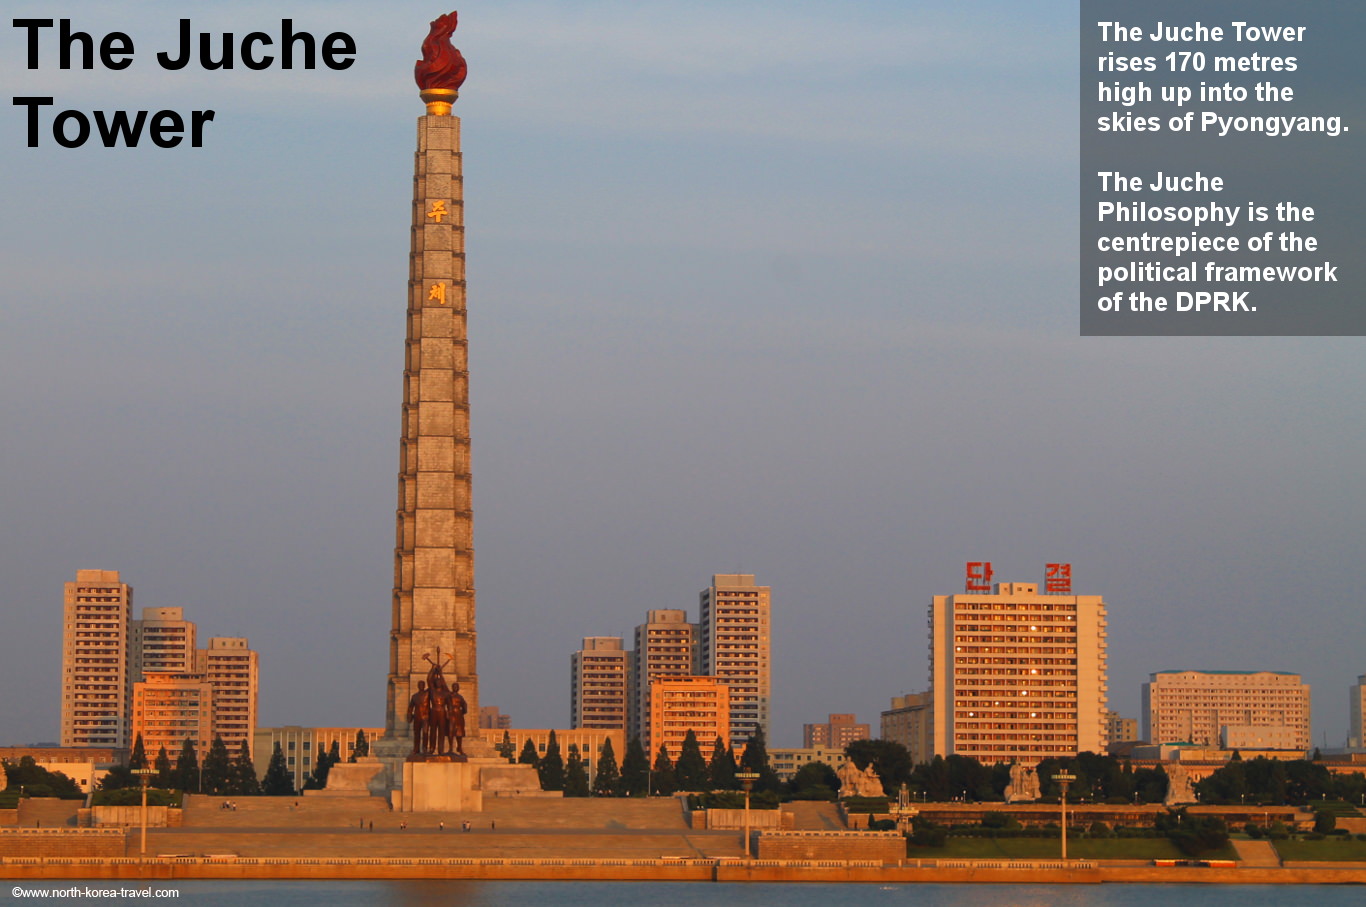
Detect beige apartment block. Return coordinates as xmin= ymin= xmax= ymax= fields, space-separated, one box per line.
xmin=931 ymin=581 xmax=1109 ymax=764
xmin=881 ymin=692 xmax=933 ymax=765
xmin=478 ymin=705 xmax=511 ymax=730
xmin=382 ymin=110 xmax=479 ymax=754
xmin=1350 ymin=674 xmax=1366 ymax=750
xmin=131 ymin=607 xmax=197 ymax=678
xmin=1143 ymin=670 xmax=1310 ymax=751
xmin=131 ymin=672 xmax=215 ymax=762
xmin=196 ymin=637 xmax=259 ymax=758
xmin=769 ymin=746 xmax=849 ymax=782
xmin=631 ymin=609 xmax=694 ymax=742
xmin=697 ymin=574 xmax=770 ymax=748
xmin=61 ymin=570 xmax=133 ymax=749
xmin=1105 ymin=709 xmax=1140 ymax=748
xmin=802 ymin=713 xmax=870 ymax=749
xmin=254 ymin=726 xmax=385 ymax=792
xmin=648 ymin=675 xmax=730 ymax=759
xmin=571 ymin=637 xmax=630 ymax=730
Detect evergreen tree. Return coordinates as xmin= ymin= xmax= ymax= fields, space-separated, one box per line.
xmin=128 ymin=733 xmax=148 ymax=771
xmin=231 ymin=740 xmax=260 ymax=795
xmin=496 ymin=730 xmax=516 ymax=762
xmin=202 ymin=735 xmax=233 ymax=795
xmin=652 ymin=744 xmax=677 ymax=796
xmin=538 ymin=730 xmax=565 ymax=791
xmin=675 ymin=730 xmax=708 ymax=791
xmin=564 ymin=744 xmax=590 ymax=797
xmin=174 ymin=739 xmax=200 ymax=793
xmin=351 ymin=730 xmax=369 ymax=762
xmin=518 ymin=738 xmax=539 ymax=767
xmin=593 ymin=738 xmax=621 ymax=797
xmin=154 ymin=746 xmax=173 ymax=789
xmin=262 ymin=742 xmax=295 ymax=796
xmin=707 ymin=737 xmax=738 ymax=791
xmin=738 ymin=726 xmax=779 ymax=792
xmin=620 ymin=736 xmax=650 ymax=797
xmin=305 ymin=741 xmax=341 ymax=790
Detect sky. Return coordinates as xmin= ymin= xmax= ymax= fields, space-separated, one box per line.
xmin=1 ymin=1 xmax=1361 ymax=750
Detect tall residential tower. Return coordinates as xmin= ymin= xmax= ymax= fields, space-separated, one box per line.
xmin=696 ymin=574 xmax=771 ymax=749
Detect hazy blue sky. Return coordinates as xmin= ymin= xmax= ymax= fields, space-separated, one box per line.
xmin=1 ymin=1 xmax=1361 ymax=750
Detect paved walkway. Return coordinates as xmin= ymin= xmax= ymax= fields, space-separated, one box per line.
xmin=1231 ymin=839 xmax=1282 ymax=867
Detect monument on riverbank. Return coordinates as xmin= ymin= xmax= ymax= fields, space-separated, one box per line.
xmin=345 ymin=11 xmax=539 ymax=809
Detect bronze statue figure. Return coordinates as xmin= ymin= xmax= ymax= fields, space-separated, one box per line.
xmin=414 ymin=11 xmax=468 ymax=91
xmin=409 ymin=648 xmax=467 ymax=758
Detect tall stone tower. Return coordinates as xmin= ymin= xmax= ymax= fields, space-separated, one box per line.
xmin=383 ymin=12 xmax=478 ymax=750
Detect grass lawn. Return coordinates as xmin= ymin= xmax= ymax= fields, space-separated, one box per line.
xmin=916 ymin=837 xmax=1238 ymax=861
xmin=1273 ymin=838 xmax=1366 ymax=862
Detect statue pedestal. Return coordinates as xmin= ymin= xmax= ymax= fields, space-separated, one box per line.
xmin=317 ymin=756 xmax=388 ymax=798
xmin=402 ymin=760 xmax=483 ymax=812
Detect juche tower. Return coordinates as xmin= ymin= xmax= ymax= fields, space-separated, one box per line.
xmin=383 ymin=11 xmax=479 ymax=751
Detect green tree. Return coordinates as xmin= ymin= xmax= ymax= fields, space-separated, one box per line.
xmin=202 ymin=735 xmax=233 ymax=795
xmin=674 ymin=730 xmax=709 ymax=791
xmin=538 ymin=731 xmax=565 ymax=791
xmin=351 ymin=730 xmax=369 ymax=762
xmin=593 ymin=738 xmax=621 ymax=797
xmin=651 ymin=745 xmax=677 ymax=796
xmin=305 ymin=741 xmax=342 ymax=790
xmin=3 ymin=756 xmax=83 ymax=798
xmin=564 ymin=744 xmax=591 ymax=797
xmin=707 ymin=737 xmax=738 ymax=791
xmin=496 ymin=731 xmax=516 ymax=762
xmin=847 ymin=739 xmax=912 ymax=795
xmin=518 ymin=738 xmax=539 ymax=767
xmin=231 ymin=740 xmax=260 ymax=795
xmin=620 ymin=736 xmax=650 ymax=797
xmin=262 ymin=743 xmax=295 ymax=796
xmin=174 ymin=739 xmax=200 ymax=793
xmin=738 ymin=726 xmax=779 ymax=792
xmin=787 ymin=761 xmax=838 ymax=800
xmin=128 ymin=733 xmax=148 ymax=771
xmin=154 ymin=747 xmax=173 ymax=789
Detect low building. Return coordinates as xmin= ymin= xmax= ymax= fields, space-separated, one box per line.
xmin=495 ymin=728 xmax=626 ymax=784
xmin=1105 ymin=710 xmax=1139 ymax=748
xmin=253 ymin=726 xmax=384 ymax=792
xmin=769 ymin=746 xmax=848 ymax=783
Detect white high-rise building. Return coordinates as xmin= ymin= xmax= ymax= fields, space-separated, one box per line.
xmin=196 ymin=637 xmax=259 ymax=758
xmin=570 ymin=636 xmax=630 ymax=730
xmin=930 ymin=579 xmax=1108 ymax=764
xmin=696 ymin=574 xmax=771 ymax=749
xmin=132 ymin=607 xmax=197 ymax=678
xmin=631 ymin=609 xmax=694 ymax=742
xmin=61 ymin=570 xmax=133 ymax=749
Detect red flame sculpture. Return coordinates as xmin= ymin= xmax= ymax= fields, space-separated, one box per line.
xmin=415 ymin=11 xmax=468 ymax=91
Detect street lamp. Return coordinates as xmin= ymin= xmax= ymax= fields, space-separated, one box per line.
xmin=1052 ymin=771 xmax=1076 ymax=862
xmin=737 ymin=771 xmax=760 ymax=859
xmin=132 ymin=768 xmax=156 ymax=858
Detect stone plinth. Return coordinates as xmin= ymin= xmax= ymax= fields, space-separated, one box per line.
xmin=402 ymin=760 xmax=482 ymax=812
xmin=318 ymin=756 xmax=388 ymax=798
xmin=478 ymin=762 xmax=546 ymax=796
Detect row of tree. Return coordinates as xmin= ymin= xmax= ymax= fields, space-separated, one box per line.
xmin=843 ymin=741 xmax=1366 ymax=807
xmin=497 ymin=728 xmax=780 ymax=798
xmin=97 ymin=730 xmax=375 ymax=798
